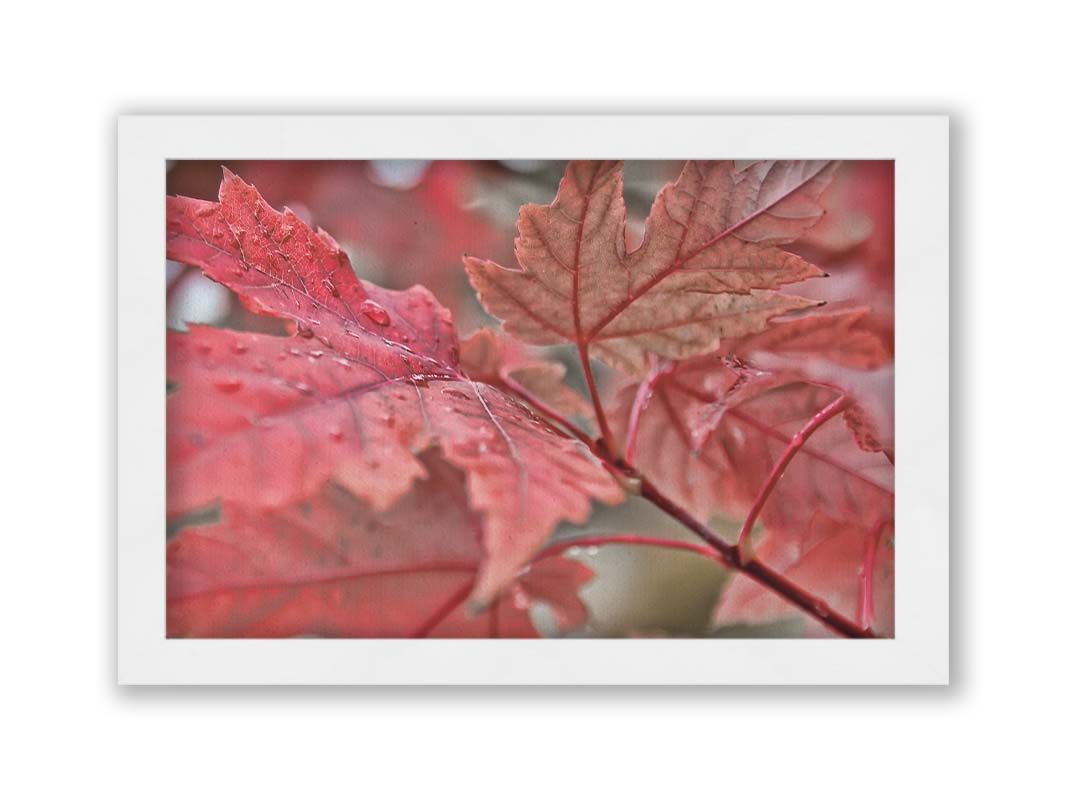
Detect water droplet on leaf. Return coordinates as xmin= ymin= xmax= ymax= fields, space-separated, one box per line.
xmin=359 ymin=300 xmax=391 ymax=327
xmin=212 ymin=377 xmax=243 ymax=394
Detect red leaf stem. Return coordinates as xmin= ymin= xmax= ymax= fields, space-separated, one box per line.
xmin=735 ymin=394 xmax=852 ymax=559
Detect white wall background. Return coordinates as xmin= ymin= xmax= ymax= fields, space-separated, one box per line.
xmin=3 ymin=1 xmax=1061 ymax=797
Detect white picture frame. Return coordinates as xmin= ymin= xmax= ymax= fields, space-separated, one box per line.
xmin=118 ymin=114 xmax=948 ymax=685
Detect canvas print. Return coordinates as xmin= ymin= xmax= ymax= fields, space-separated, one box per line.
xmin=165 ymin=159 xmax=894 ymax=639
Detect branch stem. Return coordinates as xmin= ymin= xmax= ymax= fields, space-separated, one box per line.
xmin=514 ymin=354 xmax=874 ymax=638
xmin=735 ymin=394 xmax=851 ymax=559
xmin=635 ymin=472 xmax=874 ymax=639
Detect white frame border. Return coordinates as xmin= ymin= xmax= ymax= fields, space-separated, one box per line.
xmin=118 ymin=115 xmax=948 ymax=685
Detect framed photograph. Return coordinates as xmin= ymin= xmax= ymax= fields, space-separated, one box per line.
xmin=118 ymin=114 xmax=948 ymax=684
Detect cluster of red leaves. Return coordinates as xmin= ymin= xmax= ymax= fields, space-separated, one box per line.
xmin=166 ymin=159 xmax=894 ymax=639
xmin=166 ymin=170 xmax=621 ymax=636
xmin=466 ymin=159 xmax=895 ymax=636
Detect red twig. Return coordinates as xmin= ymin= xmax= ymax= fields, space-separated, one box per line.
xmin=858 ymin=519 xmax=890 ymax=632
xmin=635 ymin=474 xmax=873 ymax=638
xmin=623 ymin=356 xmax=673 ymax=463
xmin=735 ymin=394 xmax=852 ymax=560
xmin=542 ymin=523 xmax=876 ymax=638
xmin=578 ymin=342 xmax=619 ymax=457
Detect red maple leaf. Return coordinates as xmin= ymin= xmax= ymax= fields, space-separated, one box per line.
xmin=168 ymin=451 xmax=594 ymax=638
xmin=166 ymin=160 xmax=511 ymax=316
xmin=464 ymin=160 xmax=835 ymax=373
xmin=614 ymin=364 xmax=893 ymax=536
xmin=166 ymin=170 xmax=622 ymax=604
